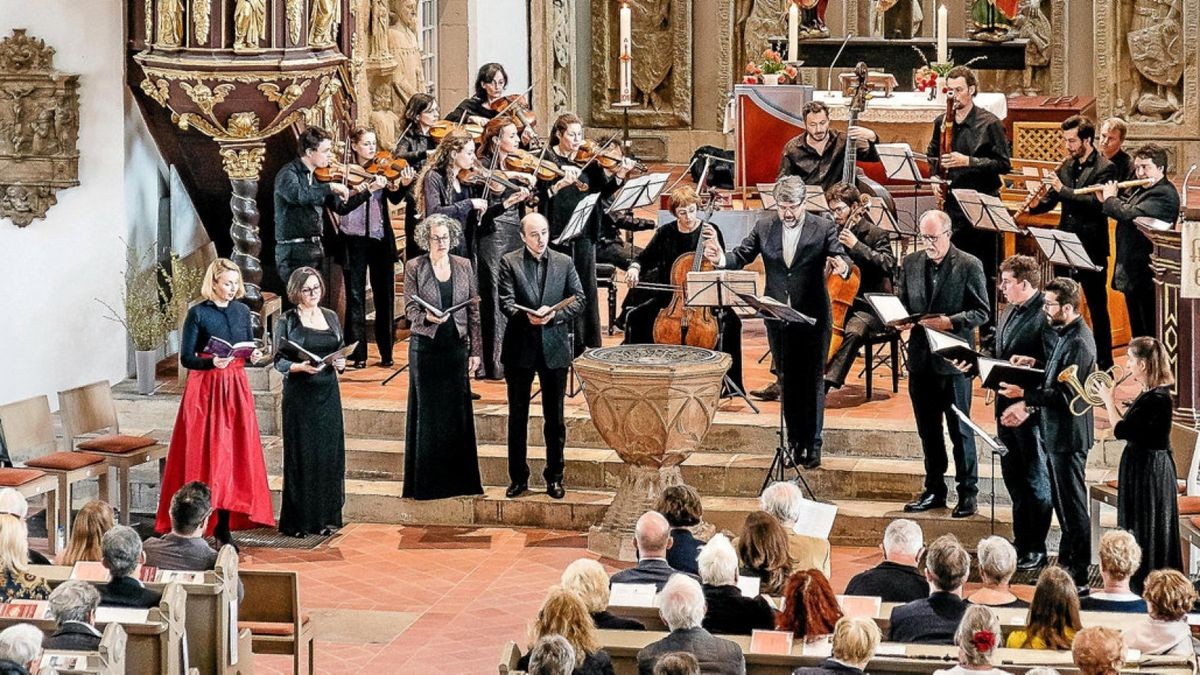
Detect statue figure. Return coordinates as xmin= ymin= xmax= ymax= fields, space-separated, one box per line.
xmin=368 ymin=85 xmax=401 ymax=150
xmin=54 ymin=96 xmax=76 ymax=150
xmin=628 ymin=0 xmax=673 ymax=110
xmin=1 ymin=186 xmax=33 ymax=216
xmin=388 ymin=0 xmax=426 ymax=107
xmin=369 ymin=0 xmax=393 ymax=61
xmin=1126 ymin=0 xmax=1183 ymax=121
xmin=310 ymin=0 xmax=342 ymax=48
xmin=869 ymin=0 xmax=923 ymax=39
xmin=797 ymin=0 xmax=830 ymax=38
xmin=735 ymin=0 xmax=786 ymax=78
xmin=157 ymin=0 xmax=184 ymax=47
xmin=234 ymin=0 xmax=267 ymax=49
xmin=30 ymin=109 xmax=58 ymax=155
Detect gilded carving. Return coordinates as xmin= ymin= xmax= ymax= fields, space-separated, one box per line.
xmin=387 ymin=0 xmax=425 ymax=107
xmin=140 ymin=77 xmax=170 ymax=106
xmin=145 ymin=0 xmax=154 ymax=43
xmin=234 ymin=0 xmax=268 ymax=50
xmin=286 ymin=0 xmax=304 ymax=45
xmin=219 ymin=145 xmax=266 ymax=180
xmin=0 ymin=30 xmax=80 ymax=227
xmin=258 ymin=80 xmax=310 ymax=110
xmin=192 ymin=0 xmax=211 ymax=44
xmin=590 ymin=0 xmax=692 ymax=128
xmin=309 ymin=0 xmax=342 ymax=48
xmin=179 ymin=81 xmax=235 ymax=116
xmin=227 ymin=111 xmax=261 ymax=138
xmin=157 ymin=0 xmax=184 ymax=48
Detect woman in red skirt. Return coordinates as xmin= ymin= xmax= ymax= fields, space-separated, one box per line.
xmin=155 ymin=258 xmax=275 ymax=546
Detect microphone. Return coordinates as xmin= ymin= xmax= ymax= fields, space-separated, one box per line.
xmin=1182 ymin=163 xmax=1197 ymax=213
xmin=826 ymin=32 xmax=856 ymax=92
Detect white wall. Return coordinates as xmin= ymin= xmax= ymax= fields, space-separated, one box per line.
xmin=469 ymin=0 xmax=530 ymax=96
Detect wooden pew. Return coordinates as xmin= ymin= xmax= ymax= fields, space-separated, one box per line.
xmin=41 ymin=622 xmax=126 ymax=675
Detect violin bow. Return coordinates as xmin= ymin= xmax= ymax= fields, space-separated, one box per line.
xmin=492 ymin=84 xmax=535 ymax=118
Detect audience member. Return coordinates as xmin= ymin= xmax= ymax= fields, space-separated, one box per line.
xmin=1072 ymin=627 xmax=1123 ymax=675
xmin=887 ymin=534 xmax=970 ymax=644
xmin=143 ymin=481 xmax=220 ymax=571
xmin=98 ymin=525 xmax=161 ymax=609
xmin=55 ymin=500 xmax=114 ymax=567
xmin=517 ymin=587 xmax=614 ymax=675
xmin=652 ymin=652 xmax=700 ymax=675
xmin=776 ymin=569 xmax=842 ymax=640
xmin=792 ymin=616 xmax=880 ymax=675
xmin=44 ymin=580 xmax=102 ymax=651
xmin=0 ymin=517 xmax=49 ymax=601
xmin=759 ymin=482 xmax=831 ymax=577
xmin=0 ymin=488 xmax=50 ymax=565
xmin=966 ymin=537 xmax=1026 ymax=608
xmin=1122 ymin=569 xmax=1197 ymax=656
xmin=1006 ymin=566 xmax=1080 ymax=650
xmin=844 ymin=519 xmax=928 ymax=602
xmin=1079 ymin=530 xmax=1146 ymax=613
xmin=562 ymin=558 xmax=644 ymax=630
xmin=656 ymin=485 xmax=706 ymax=575
xmin=636 ymin=575 xmax=745 ymax=675
xmin=734 ymin=511 xmax=792 ymax=596
xmin=696 ymin=534 xmax=774 ymax=635
xmin=610 ymin=512 xmax=698 ymax=591
xmin=934 ymin=605 xmax=1007 ymax=675
xmin=1023 ymin=670 xmax=1061 ymax=675
xmin=528 ymin=634 xmax=576 ymax=675
xmin=0 ymin=624 xmax=42 ymax=675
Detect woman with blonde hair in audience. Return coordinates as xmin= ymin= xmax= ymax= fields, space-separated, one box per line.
xmin=55 ymin=501 xmax=114 ymax=566
xmin=1006 ymin=566 xmax=1080 ymax=650
xmin=776 ymin=569 xmax=843 ymax=640
xmin=966 ymin=536 xmax=1026 ymax=608
xmin=792 ymin=616 xmax=880 ymax=675
xmin=0 ymin=517 xmax=49 ymax=601
xmin=1079 ymin=529 xmax=1146 ymax=613
xmin=934 ymin=605 xmax=1008 ymax=674
xmin=1123 ymin=569 xmax=1197 ymax=656
xmin=735 ymin=510 xmax=793 ymax=596
xmin=560 ymin=558 xmax=643 ymax=631
xmin=518 ymin=586 xmax=615 ymax=675
xmin=1072 ymin=627 xmax=1123 ymax=675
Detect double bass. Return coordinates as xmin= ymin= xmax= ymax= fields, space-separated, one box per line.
xmin=651 ymin=199 xmax=721 ymax=349
xmin=826 ymin=63 xmax=869 ymax=363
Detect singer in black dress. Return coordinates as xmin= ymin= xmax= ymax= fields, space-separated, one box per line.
xmin=273 ymin=268 xmax=347 ymax=537
xmin=402 ymin=215 xmax=484 ymax=500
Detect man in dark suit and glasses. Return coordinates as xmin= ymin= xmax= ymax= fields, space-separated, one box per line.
xmin=703 ymin=176 xmax=852 ymax=469
xmin=896 ymin=210 xmax=990 ymax=518
xmin=499 ymin=213 xmax=585 ymax=500
xmin=999 ymin=277 xmax=1097 ymax=594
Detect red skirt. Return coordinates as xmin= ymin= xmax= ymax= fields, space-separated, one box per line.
xmin=154 ymin=360 xmax=276 ymax=533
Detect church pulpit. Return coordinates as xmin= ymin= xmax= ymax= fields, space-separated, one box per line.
xmin=1146 ymin=224 xmax=1200 ymax=429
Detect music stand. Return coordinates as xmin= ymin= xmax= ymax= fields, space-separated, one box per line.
xmin=803 ymin=186 xmax=830 ymax=214
xmin=554 ymin=193 xmax=600 ymax=247
xmin=950 ymin=404 xmax=1008 ymax=535
xmin=756 ymin=183 xmax=777 ymax=209
xmin=605 ymin=172 xmax=670 ymax=215
xmin=952 ymin=189 xmax=1024 ymax=235
xmin=864 ymin=195 xmax=911 ymax=235
xmin=684 ymin=271 xmax=761 ymax=413
xmin=1025 ymin=227 xmax=1102 ymax=273
xmin=876 ymin=143 xmax=935 ymax=241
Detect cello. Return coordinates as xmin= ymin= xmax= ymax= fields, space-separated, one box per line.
xmin=651 ymin=197 xmax=721 ymax=349
xmin=826 ymin=63 xmax=869 ymax=363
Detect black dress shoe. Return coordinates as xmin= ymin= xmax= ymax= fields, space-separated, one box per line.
xmin=379 ymin=359 xmax=394 ymax=368
xmin=546 ymin=482 xmax=565 ymax=499
xmin=471 ymin=391 xmax=481 ymax=400
xmin=351 ymin=360 xmax=367 ymax=370
xmin=505 ymin=482 xmax=528 ymax=498
xmin=903 ymin=493 xmax=947 ymax=513
xmin=800 ymin=453 xmax=822 ymax=470
xmin=1016 ymin=552 xmax=1048 ymax=571
xmin=951 ymin=496 xmax=978 ymax=518
xmin=750 ymin=382 xmax=780 ymax=401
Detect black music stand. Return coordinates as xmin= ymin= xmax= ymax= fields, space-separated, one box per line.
xmin=1025 ymin=227 xmax=1102 ymax=273
xmin=683 ymin=271 xmax=761 ymax=413
xmin=874 ymin=143 xmax=930 ymax=244
xmin=606 ymin=172 xmax=670 ymax=215
xmin=554 ymin=193 xmax=600 ymax=247
xmin=951 ymin=404 xmax=1008 ymax=536
xmin=954 ymin=188 xmax=1024 ymax=332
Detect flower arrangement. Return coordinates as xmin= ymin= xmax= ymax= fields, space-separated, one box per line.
xmin=744 ymin=50 xmax=799 ymax=85
xmin=911 ymin=47 xmax=987 ymax=99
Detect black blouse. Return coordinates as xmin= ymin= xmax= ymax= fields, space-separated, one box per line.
xmin=180 ymin=300 xmax=254 ymax=370
xmin=1113 ymin=386 xmax=1174 ymax=450
xmin=447 ymin=95 xmax=497 ymax=123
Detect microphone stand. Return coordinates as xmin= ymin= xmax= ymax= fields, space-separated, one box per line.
xmin=825 ymin=32 xmax=856 ymax=92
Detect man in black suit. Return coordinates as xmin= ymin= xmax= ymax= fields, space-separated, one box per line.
xmin=1101 ymin=143 xmax=1181 ymax=339
xmin=43 ymin=581 xmax=102 ymax=652
xmin=887 ymin=534 xmax=972 ymax=645
xmin=844 ymin=519 xmax=929 ymax=603
xmin=1099 ymin=117 xmax=1133 ymax=181
xmin=99 ymin=526 xmax=162 ymax=609
xmin=999 ymin=277 xmax=1097 ymax=594
xmin=610 ymin=511 xmax=699 ymax=591
xmin=1029 ymin=115 xmax=1117 ymax=370
xmin=499 ymin=213 xmax=585 ymax=500
xmin=704 ymin=176 xmax=851 ymax=468
xmin=637 ymin=575 xmax=745 ymax=675
xmin=897 ymin=210 xmax=990 ymax=518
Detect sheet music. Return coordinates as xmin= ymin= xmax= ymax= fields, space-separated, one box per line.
xmin=606 ymin=172 xmax=670 ymax=213
xmin=951 ymin=189 xmax=1021 ymax=233
xmin=609 ymin=583 xmax=657 ymax=608
xmin=875 ymin=143 xmax=923 ymax=182
xmin=1026 ymin=227 xmax=1102 ymax=272
xmin=685 ymin=270 xmax=758 ymax=314
xmin=792 ymin=498 xmax=838 ymax=539
xmin=864 ymin=293 xmax=916 ymax=325
xmin=554 ymin=193 xmax=600 ymax=246
xmin=756 ymin=183 xmax=777 ymax=209
xmin=736 ymin=575 xmax=762 ymax=598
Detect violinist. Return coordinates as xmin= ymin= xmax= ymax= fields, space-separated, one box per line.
xmin=340 ymin=126 xmax=411 ymax=369
xmin=273 ymin=126 xmax=375 ymax=300
xmin=823 ymin=182 xmax=896 ymax=392
xmin=475 ymin=117 xmax=535 ymax=380
xmin=622 ymin=186 xmax=743 ymax=390
xmin=447 ymin=63 xmax=535 ymax=146
xmin=415 ymin=133 xmax=490 ymax=260
xmin=394 ymin=93 xmax=440 ymax=260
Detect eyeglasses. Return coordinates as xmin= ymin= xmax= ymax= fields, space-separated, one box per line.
xmin=429 ymin=235 xmax=452 ymax=244
xmin=300 ymin=286 xmax=322 ymax=295
xmin=1043 ymin=300 xmax=1061 ymax=308
xmin=919 ymin=230 xmax=951 ymax=244
xmin=776 ymin=203 xmax=804 ymax=213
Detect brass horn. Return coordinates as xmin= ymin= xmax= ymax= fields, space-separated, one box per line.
xmin=1056 ymin=364 xmax=1130 ymax=416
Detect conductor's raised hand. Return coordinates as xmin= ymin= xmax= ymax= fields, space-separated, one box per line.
xmin=827 ymin=256 xmax=849 ymax=277
xmin=702 ymin=237 xmax=723 ymax=265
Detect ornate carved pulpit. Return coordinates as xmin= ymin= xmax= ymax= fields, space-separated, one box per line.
xmin=1145 ymin=223 xmax=1200 ymax=429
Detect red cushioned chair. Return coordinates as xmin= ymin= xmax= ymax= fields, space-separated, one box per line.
xmin=0 ymin=395 xmax=72 ymax=554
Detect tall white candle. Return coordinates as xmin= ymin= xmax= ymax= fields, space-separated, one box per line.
xmin=936 ymin=4 xmax=949 ymax=63
xmin=620 ymin=2 xmax=632 ymax=104
xmin=787 ymin=3 xmax=799 ymax=63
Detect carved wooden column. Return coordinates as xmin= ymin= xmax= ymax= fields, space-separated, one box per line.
xmin=220 ymin=143 xmax=267 ymax=320
xmin=1146 ymin=225 xmax=1199 ymax=429
xmin=531 ymin=0 xmax=577 ymax=128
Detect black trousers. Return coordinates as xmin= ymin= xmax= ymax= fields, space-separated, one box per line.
xmin=766 ymin=321 xmax=829 ymax=458
xmin=996 ymin=417 xmax=1052 ymax=556
xmin=1069 ymin=265 xmax=1113 ymax=370
xmin=950 ymin=224 xmax=997 ymax=334
xmin=276 ymin=241 xmax=324 ymax=310
xmin=825 ymin=310 xmax=882 ymax=388
xmin=571 ymin=237 xmax=602 ymax=351
xmin=1046 ymin=449 xmax=1090 ymax=586
xmin=342 ymin=236 xmax=395 ymax=363
xmin=505 ymin=362 xmax=567 ymax=485
xmin=908 ymin=368 xmax=978 ymax=500
xmin=1125 ymin=276 xmax=1157 ymax=339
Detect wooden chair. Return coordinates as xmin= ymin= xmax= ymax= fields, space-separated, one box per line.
xmin=860 ymin=328 xmax=902 ymax=401
xmin=0 ymin=394 xmax=108 ymax=548
xmin=239 ymin=569 xmax=314 ymax=675
xmin=0 ymin=396 xmax=68 ymax=554
xmin=497 ymin=641 xmax=521 ymax=674
xmin=57 ymin=381 xmax=169 ymax=525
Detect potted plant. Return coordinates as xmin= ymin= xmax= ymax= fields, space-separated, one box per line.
xmin=99 ymin=243 xmax=173 ymax=395
xmin=164 ymin=254 xmax=204 ymax=355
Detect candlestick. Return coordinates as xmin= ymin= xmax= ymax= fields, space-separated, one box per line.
xmin=936 ymin=4 xmax=948 ymax=64
xmin=787 ymin=3 xmax=799 ymax=62
xmin=619 ymin=2 xmax=632 ymax=105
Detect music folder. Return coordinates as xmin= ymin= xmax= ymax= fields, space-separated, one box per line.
xmin=864 ymin=292 xmax=927 ymax=326
xmin=978 ymin=356 xmax=1044 ymax=390
xmin=924 ymin=327 xmax=982 ymax=368
xmin=606 ymin=172 xmax=670 ymax=214
xmin=734 ymin=292 xmax=815 ymax=325
xmin=412 ymin=294 xmax=475 ymax=319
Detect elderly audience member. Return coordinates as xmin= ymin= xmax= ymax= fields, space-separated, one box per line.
xmin=1006 ymin=566 xmax=1080 ymax=650
xmin=1072 ymin=627 xmax=1124 ymax=675
xmin=844 ymin=519 xmax=928 ymax=602
xmin=636 ymin=575 xmax=745 ymax=675
xmin=1123 ymin=569 xmax=1197 ymax=656
xmin=657 ymin=485 xmax=706 ymax=575
xmin=0 ymin=489 xmax=50 ymax=565
xmin=653 ymin=653 xmax=700 ymax=675
xmin=759 ymin=481 xmax=831 ymax=577
xmin=144 ymin=481 xmax=220 ymax=571
xmin=44 ymin=580 xmax=102 ymax=651
xmin=934 ymin=605 xmax=1007 ymax=675
xmin=611 ymin=512 xmax=698 ymax=591
xmin=696 ymin=535 xmax=775 ymax=635
xmin=55 ymin=500 xmax=114 ymax=567
xmin=0 ymin=517 xmax=49 ymax=601
xmin=99 ymin=525 xmax=161 ymax=608
xmin=734 ymin=511 xmax=793 ymax=596
xmin=776 ymin=569 xmax=842 ymax=640
xmin=966 ymin=537 xmax=1026 ymax=608
xmin=562 ymin=558 xmax=643 ymax=630
xmin=793 ymin=616 xmax=881 ymax=675
xmin=0 ymin=624 xmax=42 ymax=675
xmin=1079 ymin=530 xmax=1146 ymax=613
xmin=528 ymin=634 xmax=576 ymax=675
xmin=517 ymin=587 xmax=614 ymax=675
xmin=887 ymin=534 xmax=970 ymax=644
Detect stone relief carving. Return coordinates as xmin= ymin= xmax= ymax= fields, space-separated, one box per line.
xmin=734 ymin=0 xmax=785 ymax=82
xmin=368 ymin=0 xmax=394 ymax=65
xmin=157 ymin=0 xmax=185 ymax=48
xmin=145 ymin=0 xmax=154 ymax=43
xmin=234 ymin=0 xmax=268 ymax=50
xmin=0 ymin=30 xmax=80 ymax=227
xmin=387 ymin=0 xmax=425 ymax=108
xmin=368 ymin=84 xmax=400 ymax=149
xmin=1125 ymin=0 xmax=1184 ymax=121
xmin=550 ymin=0 xmax=575 ymax=115
xmin=591 ymin=0 xmax=692 ymax=128
xmin=310 ymin=0 xmax=342 ymax=48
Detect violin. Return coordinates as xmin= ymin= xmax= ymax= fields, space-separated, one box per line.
xmin=504 ymin=149 xmax=590 ymax=191
xmin=488 ymin=94 xmax=537 ymax=130
xmin=573 ymin=140 xmax=647 ymax=177
xmin=430 ymin=119 xmax=484 ymax=143
xmin=651 ymin=201 xmax=720 ymax=350
xmin=314 ymin=160 xmax=373 ymax=188
xmin=365 ymin=151 xmax=410 ymax=188
xmin=457 ymin=166 xmax=529 ymax=194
